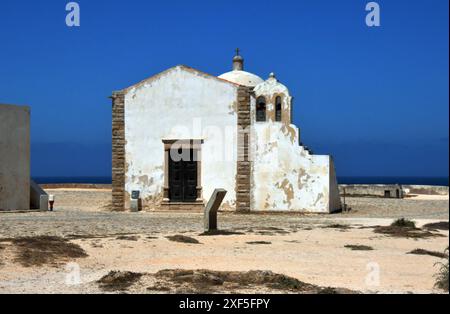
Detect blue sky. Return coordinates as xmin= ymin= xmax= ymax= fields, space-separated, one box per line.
xmin=0 ymin=0 xmax=448 ymax=178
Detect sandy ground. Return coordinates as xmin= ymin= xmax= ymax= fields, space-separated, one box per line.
xmin=0 ymin=189 xmax=448 ymax=294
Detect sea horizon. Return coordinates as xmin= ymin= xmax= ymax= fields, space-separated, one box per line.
xmin=32 ymin=176 xmax=450 ymax=186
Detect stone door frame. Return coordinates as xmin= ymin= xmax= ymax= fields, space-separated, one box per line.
xmin=161 ymin=139 xmax=204 ymax=209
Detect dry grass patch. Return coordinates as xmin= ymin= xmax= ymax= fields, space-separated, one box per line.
xmin=98 ymin=271 xmax=143 ymax=291
xmin=423 ymin=221 xmax=449 ymax=231
xmin=374 ymin=218 xmax=443 ymax=239
xmin=166 ymin=235 xmax=201 ymax=244
xmin=244 ymin=227 xmax=291 ymax=236
xmin=391 ymin=218 xmax=416 ymax=228
xmin=66 ymin=233 xmax=138 ymax=240
xmin=408 ymin=249 xmax=447 ymax=259
xmin=322 ymin=224 xmax=351 ymax=230
xmin=199 ymin=230 xmax=244 ymax=236
xmin=373 ymin=226 xmax=440 ymax=238
xmin=116 ymin=235 xmax=139 ymax=241
xmin=152 ymin=269 xmax=357 ymax=294
xmin=434 ymin=248 xmax=449 ymax=292
xmin=344 ymin=245 xmax=373 ymax=251
xmin=254 ymin=227 xmax=290 ymax=234
xmin=10 ymin=236 xmax=87 ymax=267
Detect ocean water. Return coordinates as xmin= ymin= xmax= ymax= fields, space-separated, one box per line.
xmin=33 ymin=176 xmax=449 ymax=186
xmin=34 ymin=176 xmax=112 ymax=184
xmin=338 ymin=176 xmax=449 ymax=186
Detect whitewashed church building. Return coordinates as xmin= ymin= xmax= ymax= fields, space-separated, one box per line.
xmin=111 ymin=51 xmax=341 ymax=213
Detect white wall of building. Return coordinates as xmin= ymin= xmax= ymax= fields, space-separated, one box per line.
xmin=123 ymin=66 xmax=239 ymax=209
xmin=250 ymin=76 xmax=341 ymax=213
xmin=251 ymin=122 xmax=340 ymax=213
xmin=0 ymin=104 xmax=30 ymax=211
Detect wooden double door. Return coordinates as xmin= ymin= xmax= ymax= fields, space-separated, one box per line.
xmin=168 ymin=149 xmax=198 ymax=202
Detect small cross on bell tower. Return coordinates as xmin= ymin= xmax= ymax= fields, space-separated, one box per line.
xmin=232 ymin=48 xmax=244 ymax=71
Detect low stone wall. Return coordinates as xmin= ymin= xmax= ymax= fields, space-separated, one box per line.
xmin=37 ymin=183 xmax=449 ymax=201
xmin=339 ymin=184 xmax=448 ymax=198
xmin=339 ymin=184 xmax=403 ymax=198
xmin=41 ymin=183 xmax=112 ymax=190
xmin=402 ymin=185 xmax=449 ymax=196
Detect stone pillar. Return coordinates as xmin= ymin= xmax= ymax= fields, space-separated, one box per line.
xmin=111 ymin=92 xmax=126 ymax=211
xmin=236 ymin=86 xmax=251 ymax=212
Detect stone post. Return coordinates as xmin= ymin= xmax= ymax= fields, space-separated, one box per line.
xmin=204 ymin=189 xmax=227 ymax=232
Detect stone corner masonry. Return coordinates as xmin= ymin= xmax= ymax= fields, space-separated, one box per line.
xmin=236 ymin=86 xmax=252 ymax=212
xmin=111 ymin=92 xmax=125 ymax=211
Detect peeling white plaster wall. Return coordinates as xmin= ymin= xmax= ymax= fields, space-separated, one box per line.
xmin=251 ymin=122 xmax=339 ymax=212
xmin=124 ymin=66 xmax=239 ymax=209
xmin=250 ymin=77 xmax=341 ymax=213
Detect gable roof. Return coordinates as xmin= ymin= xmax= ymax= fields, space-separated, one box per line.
xmin=116 ymin=65 xmax=241 ymax=95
